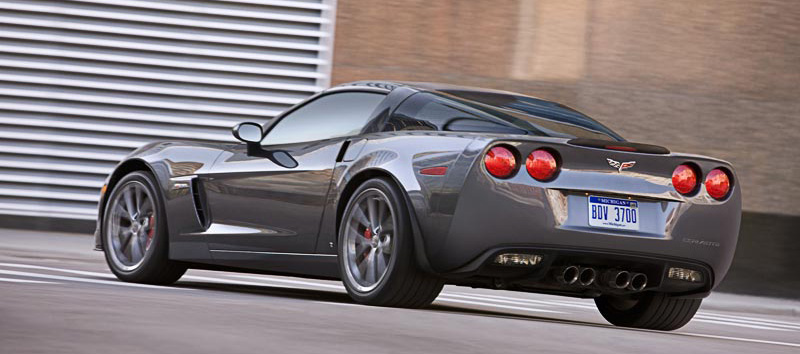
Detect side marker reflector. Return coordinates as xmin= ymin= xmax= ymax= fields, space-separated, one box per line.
xmin=420 ymin=166 xmax=448 ymax=176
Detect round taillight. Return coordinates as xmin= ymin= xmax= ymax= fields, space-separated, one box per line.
xmin=672 ymin=164 xmax=698 ymax=195
xmin=484 ymin=146 xmax=517 ymax=178
xmin=526 ymin=149 xmax=559 ymax=181
xmin=705 ymin=169 xmax=731 ymax=200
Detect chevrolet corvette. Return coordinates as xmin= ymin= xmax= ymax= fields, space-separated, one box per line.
xmin=95 ymin=81 xmax=740 ymax=331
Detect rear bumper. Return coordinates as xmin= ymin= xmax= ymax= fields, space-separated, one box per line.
xmin=422 ymin=144 xmax=741 ymax=291
xmin=444 ymin=246 xmax=714 ymax=298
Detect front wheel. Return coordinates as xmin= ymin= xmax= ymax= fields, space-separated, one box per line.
xmin=595 ymin=292 xmax=701 ymax=331
xmin=102 ymin=171 xmax=186 ymax=284
xmin=338 ymin=177 xmax=443 ymax=308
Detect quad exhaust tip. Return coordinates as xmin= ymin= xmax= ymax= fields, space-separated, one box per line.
xmin=628 ymin=273 xmax=648 ymax=291
xmin=556 ymin=266 xmax=580 ymax=285
xmin=557 ymin=267 xmax=644 ymax=291
xmin=578 ymin=267 xmax=597 ymax=286
xmin=556 ymin=266 xmax=597 ymax=287
xmin=605 ymin=270 xmax=631 ymax=289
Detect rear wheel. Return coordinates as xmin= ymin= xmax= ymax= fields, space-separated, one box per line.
xmin=102 ymin=171 xmax=186 ymax=284
xmin=338 ymin=177 xmax=443 ymax=308
xmin=595 ymin=292 xmax=701 ymax=331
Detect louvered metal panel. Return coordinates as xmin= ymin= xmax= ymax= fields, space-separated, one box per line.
xmin=0 ymin=0 xmax=337 ymax=221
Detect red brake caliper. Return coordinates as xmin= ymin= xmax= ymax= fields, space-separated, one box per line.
xmin=146 ymin=215 xmax=155 ymax=248
xmin=361 ymin=227 xmax=372 ymax=259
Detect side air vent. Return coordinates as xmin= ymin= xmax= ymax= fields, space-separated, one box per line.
xmin=191 ymin=178 xmax=210 ymax=228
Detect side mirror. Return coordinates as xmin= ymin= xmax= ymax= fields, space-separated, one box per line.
xmin=232 ymin=122 xmax=263 ymax=143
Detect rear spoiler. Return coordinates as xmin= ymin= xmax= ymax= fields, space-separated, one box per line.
xmin=568 ymin=138 xmax=670 ymax=155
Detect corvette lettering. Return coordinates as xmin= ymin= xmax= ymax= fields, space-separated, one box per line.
xmin=683 ymin=238 xmax=721 ymax=248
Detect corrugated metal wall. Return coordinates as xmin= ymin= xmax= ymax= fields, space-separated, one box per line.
xmin=0 ymin=0 xmax=336 ymax=220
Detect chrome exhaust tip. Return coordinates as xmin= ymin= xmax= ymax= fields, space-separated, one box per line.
xmin=628 ymin=273 xmax=648 ymax=291
xmin=604 ymin=270 xmax=631 ymax=289
xmin=556 ymin=265 xmax=580 ymax=285
xmin=578 ymin=267 xmax=596 ymax=286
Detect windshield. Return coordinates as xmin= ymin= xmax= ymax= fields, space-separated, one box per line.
xmin=439 ymin=90 xmax=624 ymax=141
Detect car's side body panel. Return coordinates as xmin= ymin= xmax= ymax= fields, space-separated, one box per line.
xmin=201 ymin=138 xmax=345 ymax=253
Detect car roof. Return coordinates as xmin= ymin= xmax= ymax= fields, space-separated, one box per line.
xmin=331 ymin=80 xmax=625 ymax=141
xmin=333 ymin=80 xmax=525 ymax=96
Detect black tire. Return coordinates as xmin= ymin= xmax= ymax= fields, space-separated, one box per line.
xmin=337 ymin=177 xmax=443 ymax=308
xmin=102 ymin=171 xmax=187 ymax=285
xmin=595 ymin=292 xmax=702 ymax=331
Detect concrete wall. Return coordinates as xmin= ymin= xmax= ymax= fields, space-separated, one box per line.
xmin=331 ymin=0 xmax=800 ymax=297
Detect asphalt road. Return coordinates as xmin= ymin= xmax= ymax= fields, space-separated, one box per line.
xmin=1 ymin=229 xmax=798 ymax=354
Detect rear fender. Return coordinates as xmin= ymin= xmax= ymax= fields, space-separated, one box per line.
xmin=324 ymin=133 xmax=479 ymax=273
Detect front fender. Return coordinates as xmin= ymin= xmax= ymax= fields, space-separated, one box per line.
xmin=94 ymin=141 xmax=226 ymax=261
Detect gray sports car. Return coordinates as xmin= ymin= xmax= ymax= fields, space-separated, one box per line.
xmin=94 ymin=81 xmax=740 ymax=331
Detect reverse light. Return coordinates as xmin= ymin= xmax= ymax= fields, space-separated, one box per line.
xmin=526 ymin=149 xmax=559 ymax=181
xmin=484 ymin=146 xmax=517 ymax=178
xmin=493 ymin=253 xmax=543 ymax=266
xmin=672 ymin=164 xmax=698 ymax=195
xmin=705 ymin=168 xmax=731 ymax=200
xmin=668 ymin=267 xmax=703 ymax=283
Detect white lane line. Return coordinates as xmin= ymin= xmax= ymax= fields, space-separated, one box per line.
xmin=454 ymin=291 xmax=798 ymax=332
xmin=454 ymin=291 xmax=798 ymax=333
xmin=0 ymin=263 xmax=310 ymax=291
xmin=435 ymin=296 xmax=566 ymax=314
xmin=313 ymin=301 xmax=361 ymax=308
xmin=0 ymin=263 xmax=116 ymax=279
xmin=0 ymin=276 xmax=59 ymax=284
xmin=450 ymin=292 xmax=596 ymax=310
xmin=696 ymin=314 xmax=800 ymax=331
xmin=227 ymin=274 xmax=344 ymax=290
xmin=444 ymin=293 xmax=557 ymax=308
xmin=0 ymin=269 xmax=190 ymax=290
xmin=3 ymin=262 xmax=796 ymax=334
xmin=677 ymin=332 xmax=800 ymax=349
xmin=698 ymin=311 xmax=800 ymax=328
xmin=546 ymin=299 xmax=597 ymax=307
xmin=0 ymin=263 xmax=334 ymax=292
xmin=180 ymin=274 xmax=309 ymax=290
xmin=692 ymin=318 xmax=791 ymax=331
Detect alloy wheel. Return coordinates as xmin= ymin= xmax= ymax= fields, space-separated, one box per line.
xmin=106 ymin=180 xmax=157 ymax=272
xmin=343 ymin=188 xmax=396 ymax=292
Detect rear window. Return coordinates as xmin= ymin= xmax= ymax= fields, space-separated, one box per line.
xmin=384 ymin=91 xmax=622 ymax=141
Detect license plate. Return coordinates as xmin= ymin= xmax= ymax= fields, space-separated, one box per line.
xmin=588 ymin=196 xmax=639 ymax=231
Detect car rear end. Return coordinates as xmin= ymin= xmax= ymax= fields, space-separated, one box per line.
xmin=431 ymin=136 xmax=740 ymax=298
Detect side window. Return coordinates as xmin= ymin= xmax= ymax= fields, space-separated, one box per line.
xmin=264 ymin=92 xmax=385 ymax=145
xmin=383 ymin=93 xmax=486 ymax=132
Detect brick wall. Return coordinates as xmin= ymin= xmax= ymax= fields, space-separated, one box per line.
xmin=332 ymin=0 xmax=800 ymax=216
